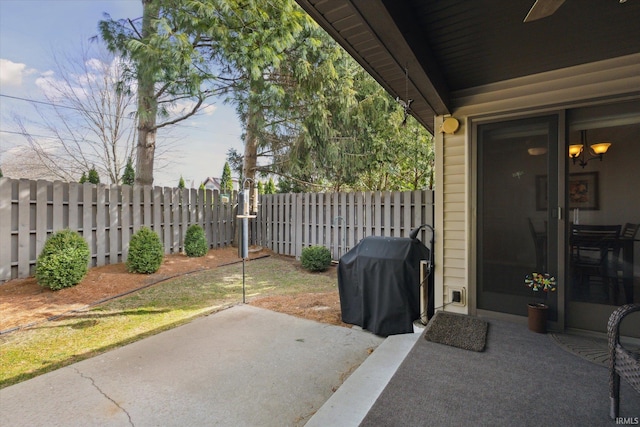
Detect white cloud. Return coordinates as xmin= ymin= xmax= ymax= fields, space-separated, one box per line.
xmin=34 ymin=70 xmax=62 ymax=99
xmin=0 ymin=58 xmax=33 ymax=86
xmin=201 ymin=104 xmax=218 ymax=115
xmin=167 ymin=100 xmax=218 ymax=117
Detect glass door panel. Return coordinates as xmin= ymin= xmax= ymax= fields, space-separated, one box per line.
xmin=477 ymin=115 xmax=559 ymax=317
xmin=566 ymin=101 xmax=640 ymax=337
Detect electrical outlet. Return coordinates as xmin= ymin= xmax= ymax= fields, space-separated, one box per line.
xmin=445 ymin=286 xmax=466 ymax=306
xmin=452 ymin=290 xmax=462 ymax=303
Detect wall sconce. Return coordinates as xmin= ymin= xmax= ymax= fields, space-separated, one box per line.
xmin=568 ymin=130 xmax=611 ymax=168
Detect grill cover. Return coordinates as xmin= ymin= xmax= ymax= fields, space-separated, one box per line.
xmin=338 ymin=236 xmax=431 ymax=336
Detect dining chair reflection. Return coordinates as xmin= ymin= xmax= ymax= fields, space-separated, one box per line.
xmin=570 ymin=224 xmax=621 ymax=303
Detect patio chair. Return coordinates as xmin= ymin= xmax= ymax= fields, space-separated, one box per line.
xmin=608 ymin=304 xmax=640 ymax=419
xmin=604 ymin=223 xmax=639 ymax=304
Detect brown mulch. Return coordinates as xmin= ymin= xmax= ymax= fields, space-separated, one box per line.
xmin=0 ymin=247 xmax=344 ymax=333
xmin=250 ymin=292 xmax=348 ymax=328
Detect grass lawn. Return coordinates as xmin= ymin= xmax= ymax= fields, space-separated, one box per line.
xmin=0 ymin=256 xmax=337 ymax=389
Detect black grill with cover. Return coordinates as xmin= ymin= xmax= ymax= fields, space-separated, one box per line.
xmin=337 ymin=228 xmax=433 ymax=337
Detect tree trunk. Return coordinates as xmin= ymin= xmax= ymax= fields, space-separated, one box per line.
xmin=242 ymin=88 xmax=262 ymax=185
xmin=243 ymin=124 xmax=258 ymax=184
xmin=236 ymin=79 xmax=263 ymax=248
xmin=135 ymin=123 xmax=156 ymax=186
xmin=135 ymin=0 xmax=159 ymax=186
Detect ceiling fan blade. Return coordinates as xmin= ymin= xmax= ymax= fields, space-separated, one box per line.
xmin=523 ymin=0 xmax=566 ymax=22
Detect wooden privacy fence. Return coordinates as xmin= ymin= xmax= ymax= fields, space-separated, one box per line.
xmin=0 ymin=178 xmax=236 ymax=283
xmin=0 ymin=177 xmax=434 ymax=283
xmin=256 ymin=190 xmax=434 ymax=260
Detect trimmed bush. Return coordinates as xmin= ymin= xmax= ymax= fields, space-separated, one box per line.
xmin=36 ymin=229 xmax=90 ymax=291
xmin=184 ymin=224 xmax=208 ymax=257
xmin=300 ymin=245 xmax=332 ymax=272
xmin=127 ymin=227 xmax=164 ymax=274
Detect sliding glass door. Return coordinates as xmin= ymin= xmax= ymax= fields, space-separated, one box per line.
xmin=477 ymin=115 xmax=559 ymax=319
xmin=476 ymin=101 xmax=639 ymax=337
xmin=566 ymin=101 xmax=640 ymax=336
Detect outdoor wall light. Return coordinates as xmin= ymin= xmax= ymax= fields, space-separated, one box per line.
xmin=440 ymin=117 xmax=460 ymax=134
xmin=569 ymin=130 xmax=612 ymax=168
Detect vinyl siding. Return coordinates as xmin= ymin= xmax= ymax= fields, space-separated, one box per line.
xmin=435 ymin=116 xmax=468 ymax=314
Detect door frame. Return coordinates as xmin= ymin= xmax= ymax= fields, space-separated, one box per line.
xmin=469 ymin=109 xmax=567 ymax=331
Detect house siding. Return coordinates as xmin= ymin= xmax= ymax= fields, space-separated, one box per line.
xmin=435 ymin=116 xmax=469 ymax=314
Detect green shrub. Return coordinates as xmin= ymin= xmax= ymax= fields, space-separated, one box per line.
xmin=184 ymin=224 xmax=208 ymax=257
xmin=127 ymin=227 xmax=164 ymax=274
xmin=36 ymin=229 xmax=90 ymax=291
xmin=300 ymin=245 xmax=332 ymax=272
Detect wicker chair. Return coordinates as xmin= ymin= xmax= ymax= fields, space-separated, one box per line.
xmin=608 ymin=304 xmax=640 ymax=419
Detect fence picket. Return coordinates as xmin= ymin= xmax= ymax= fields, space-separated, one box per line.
xmin=331 ymin=193 xmax=339 ymax=260
xmin=403 ymin=191 xmax=412 ymax=237
xmin=133 ymin=185 xmax=142 ymax=232
xmin=18 ymin=180 xmax=31 ymax=277
xmin=35 ymin=180 xmax=48 ymax=258
xmin=0 ymin=178 xmax=12 ymax=281
xmin=143 ymin=186 xmax=152 ymax=226
xmin=153 ymin=186 xmax=162 ymax=242
xmin=52 ymin=181 xmax=64 ymax=230
xmin=122 ymin=185 xmax=132 ymax=260
xmin=96 ymin=185 xmax=106 ymax=266
xmin=109 ymin=185 xmax=119 ymax=264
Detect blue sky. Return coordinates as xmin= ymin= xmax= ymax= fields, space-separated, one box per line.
xmin=0 ymin=0 xmax=243 ymax=187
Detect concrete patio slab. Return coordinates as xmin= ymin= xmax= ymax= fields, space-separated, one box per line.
xmin=0 ymin=305 xmax=383 ymax=427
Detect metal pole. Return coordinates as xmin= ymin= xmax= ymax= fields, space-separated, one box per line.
xmin=237 ymin=178 xmax=256 ymax=305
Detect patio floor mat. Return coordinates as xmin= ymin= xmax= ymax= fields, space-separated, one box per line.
xmin=422 ymin=311 xmax=488 ymax=352
xmin=550 ymin=332 xmax=640 ymax=367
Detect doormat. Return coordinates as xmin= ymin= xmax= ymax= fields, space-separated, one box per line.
xmin=423 ymin=311 xmax=488 ymax=352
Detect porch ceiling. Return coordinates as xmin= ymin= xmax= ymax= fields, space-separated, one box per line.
xmin=295 ymin=0 xmax=640 ymax=133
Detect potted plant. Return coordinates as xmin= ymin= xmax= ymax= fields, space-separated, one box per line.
xmin=524 ymin=272 xmax=557 ymax=333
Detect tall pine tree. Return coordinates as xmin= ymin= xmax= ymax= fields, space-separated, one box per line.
xmin=265 ymin=178 xmax=276 ymax=194
xmin=122 ymin=157 xmax=135 ymax=185
xmin=220 ymin=162 xmax=233 ymax=195
xmin=88 ymin=167 xmax=100 ymax=184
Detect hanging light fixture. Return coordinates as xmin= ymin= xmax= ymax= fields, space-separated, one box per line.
xmin=568 ymin=130 xmax=612 ymax=168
